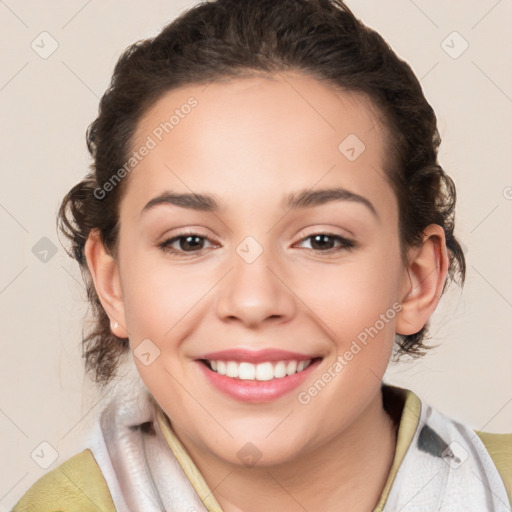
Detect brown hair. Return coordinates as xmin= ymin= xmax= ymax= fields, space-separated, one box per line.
xmin=58 ymin=0 xmax=466 ymax=388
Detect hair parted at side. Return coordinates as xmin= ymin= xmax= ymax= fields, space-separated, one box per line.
xmin=58 ymin=0 xmax=466 ymax=388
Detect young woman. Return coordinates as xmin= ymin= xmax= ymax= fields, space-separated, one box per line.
xmin=12 ymin=0 xmax=511 ymax=510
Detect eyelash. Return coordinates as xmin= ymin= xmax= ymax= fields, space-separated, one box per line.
xmin=158 ymin=230 xmax=357 ymax=257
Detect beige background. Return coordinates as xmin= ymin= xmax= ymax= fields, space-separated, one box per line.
xmin=1 ymin=0 xmax=511 ymax=508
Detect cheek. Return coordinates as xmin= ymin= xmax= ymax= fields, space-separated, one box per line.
xmin=296 ymin=248 xmax=401 ymax=338
xmin=120 ymin=248 xmax=217 ymax=349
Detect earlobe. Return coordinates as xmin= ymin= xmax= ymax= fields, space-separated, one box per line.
xmin=84 ymin=229 xmax=129 ymax=338
xmin=395 ymin=225 xmax=449 ymax=336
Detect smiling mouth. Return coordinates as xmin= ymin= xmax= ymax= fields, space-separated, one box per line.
xmin=200 ymin=358 xmax=322 ymax=381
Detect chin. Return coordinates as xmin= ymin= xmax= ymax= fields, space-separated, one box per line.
xmin=204 ymin=428 xmax=310 ymax=469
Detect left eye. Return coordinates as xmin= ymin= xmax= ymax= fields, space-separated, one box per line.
xmin=296 ymin=233 xmax=356 ymax=253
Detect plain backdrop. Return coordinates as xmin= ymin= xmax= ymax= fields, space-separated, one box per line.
xmin=1 ymin=0 xmax=511 ymax=509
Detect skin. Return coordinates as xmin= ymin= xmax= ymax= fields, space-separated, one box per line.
xmin=85 ymin=71 xmax=449 ymax=511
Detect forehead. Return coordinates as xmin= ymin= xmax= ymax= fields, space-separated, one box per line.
xmin=124 ymin=72 xmax=394 ymax=219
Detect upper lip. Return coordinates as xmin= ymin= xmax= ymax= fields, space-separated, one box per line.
xmin=199 ymin=348 xmax=319 ymax=364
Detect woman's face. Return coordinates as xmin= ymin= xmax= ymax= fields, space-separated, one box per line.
xmin=115 ymin=72 xmax=410 ymax=466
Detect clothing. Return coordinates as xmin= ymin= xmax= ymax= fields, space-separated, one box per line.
xmin=11 ymin=373 xmax=512 ymax=512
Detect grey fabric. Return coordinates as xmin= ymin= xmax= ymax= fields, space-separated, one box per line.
xmin=84 ymin=374 xmax=208 ymax=512
xmin=382 ymin=399 xmax=510 ymax=511
xmin=83 ymin=372 xmax=510 ymax=511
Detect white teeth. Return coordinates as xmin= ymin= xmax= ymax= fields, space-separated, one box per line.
xmin=226 ymin=361 xmax=238 ymax=378
xmin=238 ymin=362 xmax=255 ymax=380
xmin=217 ymin=361 xmax=226 ymax=375
xmin=286 ymin=360 xmax=297 ymax=375
xmin=274 ymin=361 xmax=287 ymax=378
xmin=207 ymin=358 xmax=313 ymax=381
xmin=255 ymin=362 xmax=274 ymax=381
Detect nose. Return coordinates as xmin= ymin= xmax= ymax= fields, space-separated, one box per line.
xmin=215 ymin=239 xmax=297 ymax=328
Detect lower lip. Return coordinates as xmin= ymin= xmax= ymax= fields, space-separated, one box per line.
xmin=197 ymin=359 xmax=321 ymax=403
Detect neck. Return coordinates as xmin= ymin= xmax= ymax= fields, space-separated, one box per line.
xmin=178 ymin=385 xmax=398 ymax=512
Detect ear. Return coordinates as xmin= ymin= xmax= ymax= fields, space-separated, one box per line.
xmin=84 ymin=229 xmax=128 ymax=338
xmin=395 ymin=224 xmax=450 ymax=336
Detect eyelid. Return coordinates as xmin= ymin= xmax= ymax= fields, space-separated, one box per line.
xmin=294 ymin=223 xmax=356 ymax=240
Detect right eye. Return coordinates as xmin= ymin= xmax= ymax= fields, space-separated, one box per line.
xmin=158 ymin=231 xmax=218 ymax=255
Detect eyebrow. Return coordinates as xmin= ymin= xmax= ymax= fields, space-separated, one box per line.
xmin=141 ymin=187 xmax=378 ymax=219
